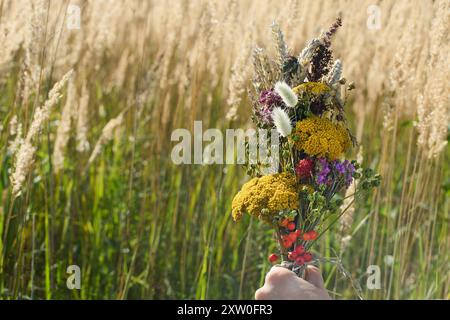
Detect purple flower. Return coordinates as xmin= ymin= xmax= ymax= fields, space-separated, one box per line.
xmin=315 ymin=158 xmax=355 ymax=188
xmin=259 ymin=105 xmax=273 ymax=124
xmin=317 ymin=158 xmax=331 ymax=185
xmin=259 ymin=89 xmax=283 ymax=107
xmin=344 ymin=162 xmax=355 ymax=187
xmin=317 ymin=174 xmax=328 ymax=185
xmin=257 ymin=89 xmax=285 ymax=124
xmin=335 ymin=159 xmax=354 ymax=187
xmin=334 ymin=161 xmax=346 ymax=174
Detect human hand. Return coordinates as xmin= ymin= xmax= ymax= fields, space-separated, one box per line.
xmin=255 ymin=265 xmax=331 ymax=300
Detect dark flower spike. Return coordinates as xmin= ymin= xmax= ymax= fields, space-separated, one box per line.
xmin=321 ymin=16 xmax=343 ymax=48
xmin=308 ymin=44 xmax=333 ymax=82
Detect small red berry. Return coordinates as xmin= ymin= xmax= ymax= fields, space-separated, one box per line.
xmin=303 ymin=230 xmax=318 ymax=241
xmin=303 ymin=252 xmax=313 ymax=262
xmin=280 ymin=219 xmax=289 ymax=227
xmin=295 ymin=229 xmax=302 ymax=237
xmin=308 ymin=230 xmax=318 ymax=240
xmin=282 ymin=239 xmax=293 ymax=248
xmin=287 ymin=222 xmax=296 ymax=231
xmin=294 ymin=245 xmax=305 ymax=255
xmin=287 ymin=252 xmax=297 ymax=261
xmin=268 ymin=253 xmax=279 ymax=263
xmin=295 ymin=256 xmax=305 ymax=266
xmin=288 ymin=232 xmax=297 ymax=242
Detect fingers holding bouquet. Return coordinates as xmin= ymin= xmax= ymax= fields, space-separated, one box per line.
xmin=255 ymin=266 xmax=331 ymax=300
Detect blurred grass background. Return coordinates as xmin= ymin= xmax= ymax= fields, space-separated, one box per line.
xmin=0 ymin=0 xmax=448 ymax=299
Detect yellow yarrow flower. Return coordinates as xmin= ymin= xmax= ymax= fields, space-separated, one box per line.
xmin=231 ymin=173 xmax=298 ymax=223
xmin=293 ymin=82 xmax=330 ymax=95
xmin=291 ymin=116 xmax=351 ymax=159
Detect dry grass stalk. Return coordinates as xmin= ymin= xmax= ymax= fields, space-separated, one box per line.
xmin=87 ymin=112 xmax=125 ymax=166
xmin=10 ymin=69 xmax=73 ymax=197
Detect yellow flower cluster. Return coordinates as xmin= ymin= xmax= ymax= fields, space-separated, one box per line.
xmin=291 ymin=116 xmax=351 ymax=159
xmin=231 ymin=173 xmax=298 ymax=223
xmin=293 ymin=82 xmax=330 ymax=95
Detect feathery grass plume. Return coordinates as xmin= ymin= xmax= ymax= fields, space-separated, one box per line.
xmin=416 ymin=86 xmax=449 ymax=159
xmin=111 ymin=49 xmax=130 ymax=89
xmin=27 ymin=70 xmax=74 ymax=139
xmin=25 ymin=0 xmax=47 ymax=95
xmin=10 ymin=69 xmax=73 ymax=198
xmin=271 ymin=21 xmax=289 ymax=66
xmin=10 ymin=141 xmax=36 ymax=198
xmin=327 ymin=59 xmax=342 ymax=85
xmin=8 ymin=115 xmax=18 ymax=136
xmin=272 ymin=107 xmax=292 ymax=137
xmin=226 ymin=37 xmax=252 ymax=121
xmin=274 ymin=81 xmax=298 ymax=108
xmin=382 ymin=100 xmax=395 ymax=132
xmin=76 ymin=85 xmax=90 ymax=152
xmin=53 ymin=75 xmax=77 ymax=172
xmin=87 ymin=112 xmax=125 ymax=166
xmin=415 ymin=0 xmax=449 ymax=159
xmin=0 ymin=14 xmax=24 ymax=66
xmin=251 ymin=46 xmax=280 ymax=92
xmin=7 ymin=116 xmax=23 ymax=156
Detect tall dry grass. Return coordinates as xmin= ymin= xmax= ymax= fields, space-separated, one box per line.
xmin=0 ymin=0 xmax=448 ymax=299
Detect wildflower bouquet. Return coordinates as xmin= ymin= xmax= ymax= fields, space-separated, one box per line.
xmin=231 ymin=18 xmax=380 ymax=277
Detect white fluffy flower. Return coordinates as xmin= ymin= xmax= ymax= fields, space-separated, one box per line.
xmin=272 ymin=107 xmax=292 ymax=137
xmin=274 ymin=81 xmax=298 ymax=108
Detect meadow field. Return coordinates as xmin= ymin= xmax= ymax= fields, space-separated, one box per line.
xmin=0 ymin=0 xmax=448 ymax=299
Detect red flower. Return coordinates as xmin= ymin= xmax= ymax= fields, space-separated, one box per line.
xmin=281 ymin=230 xmax=300 ymax=249
xmin=294 ymin=245 xmax=305 ymax=255
xmin=288 ymin=232 xmax=297 ymax=242
xmin=282 ymin=239 xmax=292 ymax=248
xmin=288 ymin=252 xmax=297 ymax=261
xmin=295 ymin=158 xmax=314 ymax=179
xmin=303 ymin=252 xmax=313 ymax=262
xmin=287 ymin=245 xmax=313 ymax=266
xmin=303 ymin=230 xmax=318 ymax=241
xmin=268 ymin=253 xmax=279 ymax=263
xmin=281 ymin=234 xmax=294 ymax=247
xmin=295 ymin=256 xmax=305 ymax=266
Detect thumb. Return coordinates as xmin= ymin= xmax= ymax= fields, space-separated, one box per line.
xmin=305 ymin=266 xmax=325 ymax=289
